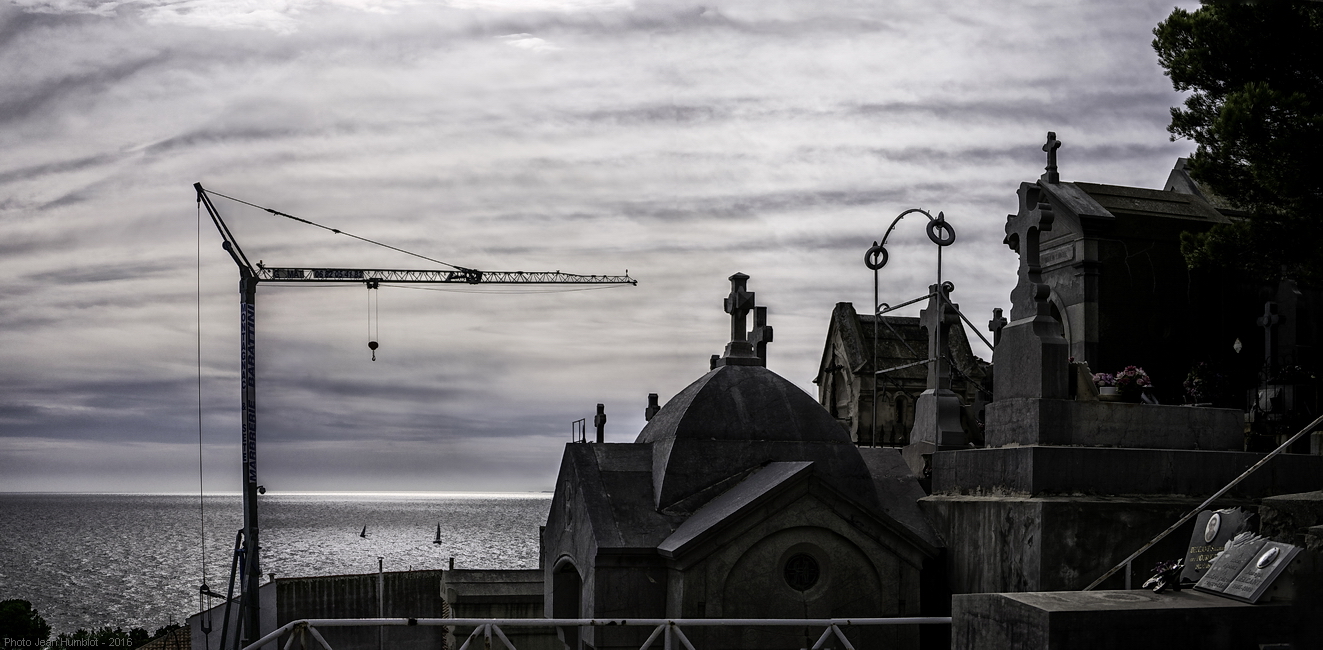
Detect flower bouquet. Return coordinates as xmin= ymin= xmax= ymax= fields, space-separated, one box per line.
xmin=1093 ymin=372 xmax=1120 ymax=400
xmin=1114 ymin=365 xmax=1152 ymax=402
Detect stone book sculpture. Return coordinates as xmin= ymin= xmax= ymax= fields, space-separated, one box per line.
xmin=1193 ymin=532 xmax=1301 ymax=603
xmin=1180 ymin=508 xmax=1254 ymax=585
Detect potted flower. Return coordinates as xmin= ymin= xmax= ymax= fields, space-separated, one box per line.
xmin=1093 ymin=372 xmax=1120 ymax=400
xmin=1114 ymin=365 xmax=1152 ymax=402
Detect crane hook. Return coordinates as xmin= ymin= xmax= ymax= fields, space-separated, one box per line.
xmin=367 ymin=279 xmax=380 ymax=361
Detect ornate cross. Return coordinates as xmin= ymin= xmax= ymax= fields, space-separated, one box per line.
xmin=988 ymin=307 xmax=1008 ymax=346
xmin=750 ymin=306 xmax=773 ymax=362
xmin=1042 ymin=132 xmax=1062 ymax=184
xmin=722 ymin=272 xmax=756 ymax=359
xmin=994 ymin=181 xmax=1069 ymax=400
xmin=1005 ymin=184 xmax=1056 ymax=321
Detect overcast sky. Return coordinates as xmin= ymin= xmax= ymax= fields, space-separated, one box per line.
xmin=0 ymin=0 xmax=1198 ymax=492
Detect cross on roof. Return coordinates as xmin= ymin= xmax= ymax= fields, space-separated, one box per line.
xmin=724 ymin=272 xmax=755 ymax=344
xmin=1042 ymin=132 xmax=1062 ymax=184
xmin=718 ymin=273 xmax=762 ymax=366
xmin=750 ymin=306 xmax=773 ymax=362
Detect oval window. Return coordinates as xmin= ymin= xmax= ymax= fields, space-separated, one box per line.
xmin=784 ymin=553 xmax=820 ymax=591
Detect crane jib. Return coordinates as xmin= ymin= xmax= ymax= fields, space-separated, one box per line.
xmin=258 ymin=268 xmax=634 ymax=285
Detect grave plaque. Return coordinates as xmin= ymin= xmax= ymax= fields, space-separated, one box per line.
xmin=1222 ymin=541 xmax=1301 ymax=603
xmin=1194 ymin=533 xmax=1301 ymax=603
xmin=1180 ymin=508 xmax=1253 ymax=584
xmin=1193 ymin=533 xmax=1266 ymax=594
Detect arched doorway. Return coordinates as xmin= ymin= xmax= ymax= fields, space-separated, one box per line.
xmin=552 ymin=559 xmax=581 ymax=649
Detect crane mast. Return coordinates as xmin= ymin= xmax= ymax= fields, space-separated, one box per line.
xmin=194 ymin=183 xmax=634 ymax=649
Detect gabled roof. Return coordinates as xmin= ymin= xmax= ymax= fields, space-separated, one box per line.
xmin=552 ymin=442 xmax=684 ymax=550
xmin=658 ymin=461 xmax=813 ymax=556
xmin=656 ymin=459 xmax=941 ymax=561
xmin=817 ymin=302 xmax=988 ymax=382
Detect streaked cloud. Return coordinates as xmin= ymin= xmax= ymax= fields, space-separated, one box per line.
xmin=0 ymin=0 xmax=1200 ymax=492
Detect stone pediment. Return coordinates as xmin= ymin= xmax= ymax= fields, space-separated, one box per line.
xmin=658 ymin=460 xmax=940 ymax=566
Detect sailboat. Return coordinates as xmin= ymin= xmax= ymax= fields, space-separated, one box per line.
xmin=360 ymin=525 xmax=367 ymax=538
xmin=433 ymin=523 xmax=442 ymax=545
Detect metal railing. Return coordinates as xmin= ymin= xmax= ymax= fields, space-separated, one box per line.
xmin=243 ymin=617 xmax=953 ymax=650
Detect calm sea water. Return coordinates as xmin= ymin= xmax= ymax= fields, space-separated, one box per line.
xmin=0 ymin=492 xmax=551 ymax=635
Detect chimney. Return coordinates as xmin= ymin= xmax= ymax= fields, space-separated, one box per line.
xmin=645 ymin=393 xmax=660 ymax=421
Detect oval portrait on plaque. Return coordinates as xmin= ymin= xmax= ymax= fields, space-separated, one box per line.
xmin=1204 ymin=512 xmax=1222 ymax=543
xmin=1256 ymin=546 xmax=1279 ymax=569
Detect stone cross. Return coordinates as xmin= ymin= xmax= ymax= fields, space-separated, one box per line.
xmin=750 ymin=306 xmax=774 ymax=362
xmin=1042 ymin=132 xmax=1062 ymax=184
xmin=724 ymin=273 xmax=755 ymax=344
xmin=1006 ymin=185 xmax=1056 ymax=322
xmin=920 ymin=284 xmax=960 ymax=390
xmin=988 ymin=307 xmax=1008 ymax=347
xmin=594 ymin=403 xmax=606 ymax=444
xmin=1258 ymin=301 xmax=1279 ymax=373
xmin=992 ymin=182 xmax=1069 ymax=400
xmin=906 ymin=283 xmax=967 ymax=451
xmin=720 ymin=272 xmax=760 ymax=364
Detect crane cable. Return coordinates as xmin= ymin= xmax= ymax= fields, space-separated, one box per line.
xmin=367 ymin=281 xmax=379 ymax=361
xmin=196 ymin=198 xmax=212 ymax=634
xmin=204 ymin=189 xmax=474 ymax=274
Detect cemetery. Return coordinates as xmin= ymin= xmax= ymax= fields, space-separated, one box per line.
xmin=542 ymin=133 xmax=1323 ymax=649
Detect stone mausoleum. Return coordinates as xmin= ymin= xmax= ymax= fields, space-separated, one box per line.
xmin=542 ymin=273 xmax=944 ymax=650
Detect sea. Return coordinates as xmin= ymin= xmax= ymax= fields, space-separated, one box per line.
xmin=0 ymin=492 xmax=551 ymax=635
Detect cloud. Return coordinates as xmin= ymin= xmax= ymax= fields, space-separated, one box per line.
xmin=0 ymin=0 xmax=1203 ymax=492
xmin=498 ymin=33 xmax=560 ymax=52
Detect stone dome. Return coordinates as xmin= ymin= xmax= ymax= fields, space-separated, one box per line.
xmin=637 ymin=364 xmax=878 ymax=512
xmin=637 ymin=364 xmax=854 ymax=445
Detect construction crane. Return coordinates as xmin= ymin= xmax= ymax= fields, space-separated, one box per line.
xmin=194 ymin=183 xmax=635 ymax=649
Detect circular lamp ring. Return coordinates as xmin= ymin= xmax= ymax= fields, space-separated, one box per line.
xmin=926 ymin=215 xmax=956 ymax=246
xmin=864 ymin=245 xmax=889 ymax=270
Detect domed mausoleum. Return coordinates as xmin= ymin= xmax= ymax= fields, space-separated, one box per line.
xmin=542 ymin=274 xmax=943 ymax=650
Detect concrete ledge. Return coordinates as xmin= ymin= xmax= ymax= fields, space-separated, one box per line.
xmin=952 ymin=590 xmax=1294 ymax=649
xmin=986 ymin=398 xmax=1242 ymax=450
xmin=932 ymin=446 xmax=1323 ymax=497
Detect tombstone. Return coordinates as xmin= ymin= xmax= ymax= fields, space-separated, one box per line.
xmin=903 ymin=283 xmax=968 ymax=475
xmin=993 ymin=181 xmax=1070 ymax=401
xmin=1180 ymin=508 xmax=1255 ymax=585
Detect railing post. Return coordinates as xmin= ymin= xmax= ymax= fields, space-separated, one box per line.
xmin=829 ymin=624 xmax=856 ymax=650
xmin=306 ymin=626 xmax=335 ymax=650
xmin=669 ymin=624 xmax=697 ymax=650
xmin=639 ymin=624 xmax=665 ymax=650
xmin=490 ymin=624 xmax=518 ymax=650
xmin=811 ymin=626 xmax=834 ymax=650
